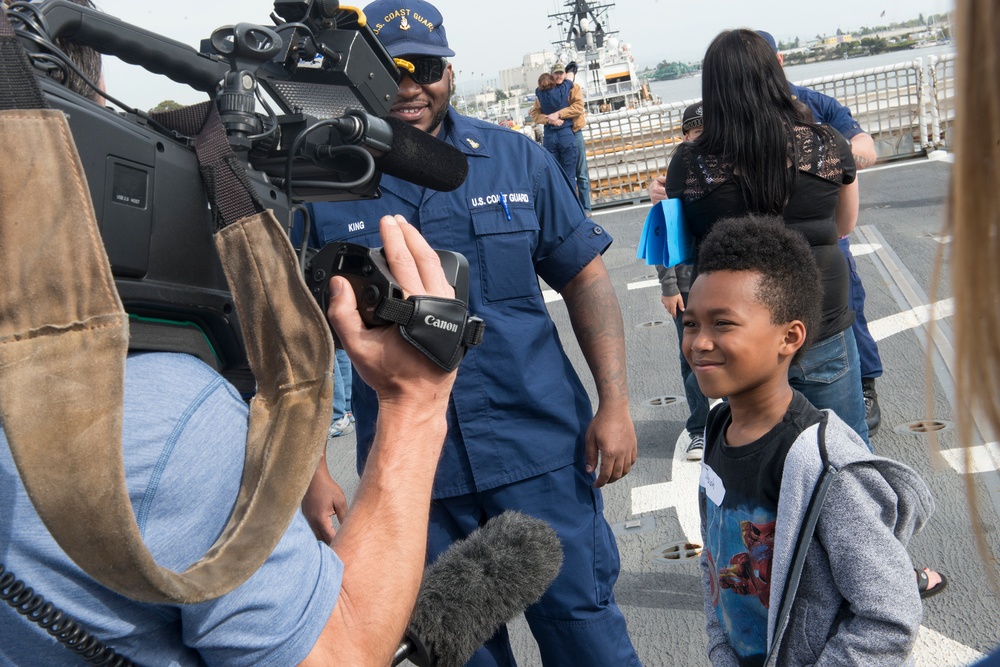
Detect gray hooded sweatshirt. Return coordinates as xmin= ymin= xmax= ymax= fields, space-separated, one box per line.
xmin=701 ymin=411 xmax=934 ymax=667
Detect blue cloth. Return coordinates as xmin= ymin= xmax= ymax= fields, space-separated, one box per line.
xmin=838 ymin=236 xmax=883 ymax=379
xmin=672 ymin=292 xmax=709 ymax=437
xmin=542 ymin=126 xmax=578 ymax=185
xmin=973 ymin=647 xmax=1000 ymax=666
xmin=306 ymin=107 xmax=609 ymax=499
xmin=638 ymin=199 xmax=694 ymax=268
xmin=574 ymin=129 xmax=592 ymax=212
xmin=535 ymin=80 xmax=574 ymax=121
xmin=788 ymin=328 xmax=870 ymax=448
xmin=427 ymin=462 xmax=639 ymax=667
xmin=791 ymin=84 xmax=863 ymax=140
xmin=0 ymin=352 xmax=341 ymax=666
xmin=333 ymin=347 xmax=353 ymax=421
xmin=537 ymin=81 xmax=578 ymax=183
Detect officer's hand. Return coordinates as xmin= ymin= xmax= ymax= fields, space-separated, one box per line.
xmin=585 ymin=406 xmax=638 ymax=488
xmin=649 ymin=175 xmax=667 ymax=203
xmin=303 ymin=457 xmax=349 ymax=544
xmin=326 ymin=216 xmax=457 ymax=412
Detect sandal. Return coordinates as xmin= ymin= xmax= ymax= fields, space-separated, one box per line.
xmin=916 ymin=567 xmax=949 ymax=599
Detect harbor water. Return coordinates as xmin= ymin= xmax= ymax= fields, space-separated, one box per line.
xmin=646 ymin=44 xmax=956 ymax=105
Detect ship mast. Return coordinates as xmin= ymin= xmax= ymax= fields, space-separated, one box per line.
xmin=548 ymin=0 xmax=616 ymax=53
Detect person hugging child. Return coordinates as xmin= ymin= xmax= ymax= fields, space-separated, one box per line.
xmin=684 ymin=217 xmax=933 ymax=666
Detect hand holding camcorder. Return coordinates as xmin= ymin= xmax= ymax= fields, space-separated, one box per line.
xmin=306 ymin=240 xmax=484 ymax=371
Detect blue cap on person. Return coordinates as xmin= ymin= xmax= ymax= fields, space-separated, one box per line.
xmin=364 ymin=0 xmax=455 ymax=58
xmin=756 ymin=30 xmax=779 ymax=53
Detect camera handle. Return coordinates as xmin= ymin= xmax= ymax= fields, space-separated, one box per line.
xmin=32 ymin=0 xmax=228 ymax=92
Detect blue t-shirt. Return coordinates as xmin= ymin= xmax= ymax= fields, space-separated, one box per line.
xmin=0 ymin=352 xmax=341 ymax=666
xmin=305 ymin=107 xmax=610 ymax=498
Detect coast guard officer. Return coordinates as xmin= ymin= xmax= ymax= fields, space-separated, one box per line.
xmin=302 ymin=1 xmax=641 ymax=665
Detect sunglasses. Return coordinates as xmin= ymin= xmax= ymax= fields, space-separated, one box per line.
xmin=393 ymin=56 xmax=447 ymax=85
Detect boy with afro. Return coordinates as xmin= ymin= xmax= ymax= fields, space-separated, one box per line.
xmin=683 ymin=217 xmax=933 ymax=666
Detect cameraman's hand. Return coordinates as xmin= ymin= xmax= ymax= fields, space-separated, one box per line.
xmin=306 ymin=217 xmax=457 ymax=667
xmin=326 ymin=215 xmax=457 ymax=415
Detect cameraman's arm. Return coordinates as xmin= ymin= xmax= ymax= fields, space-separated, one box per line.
xmin=300 ymin=216 xmax=456 ymax=667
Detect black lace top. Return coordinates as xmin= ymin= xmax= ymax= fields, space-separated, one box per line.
xmin=666 ymin=124 xmax=857 ymax=341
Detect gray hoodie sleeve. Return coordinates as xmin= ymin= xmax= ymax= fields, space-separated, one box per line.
xmin=808 ymin=464 xmax=925 ymax=666
xmin=658 ymin=263 xmax=693 ymax=297
xmin=657 ymin=264 xmax=679 ymax=297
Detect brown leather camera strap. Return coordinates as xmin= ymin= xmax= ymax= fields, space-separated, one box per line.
xmin=0 ymin=6 xmax=333 ymax=603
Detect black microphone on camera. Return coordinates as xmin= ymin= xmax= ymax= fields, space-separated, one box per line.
xmin=391 ymin=511 xmax=564 ymax=667
xmin=319 ymin=111 xmax=469 ymax=192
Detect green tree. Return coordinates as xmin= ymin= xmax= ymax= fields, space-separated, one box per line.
xmin=860 ymin=37 xmax=889 ymax=54
xmin=150 ymin=100 xmax=183 ymax=113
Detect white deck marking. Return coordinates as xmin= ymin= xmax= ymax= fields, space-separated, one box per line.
xmin=867 ymin=299 xmax=954 ymax=342
xmin=912 ymin=626 xmax=984 ymax=665
xmin=631 ymin=431 xmax=702 ymax=544
xmin=627 ymin=278 xmax=660 ymax=291
xmin=938 ymin=444 xmax=1000 ymax=475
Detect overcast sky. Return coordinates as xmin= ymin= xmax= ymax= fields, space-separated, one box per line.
xmin=94 ymin=0 xmax=953 ymax=111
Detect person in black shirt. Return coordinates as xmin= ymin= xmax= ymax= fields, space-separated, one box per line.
xmin=665 ymin=29 xmax=868 ymax=448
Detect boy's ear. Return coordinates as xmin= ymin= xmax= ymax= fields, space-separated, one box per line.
xmin=779 ymin=320 xmax=807 ymax=358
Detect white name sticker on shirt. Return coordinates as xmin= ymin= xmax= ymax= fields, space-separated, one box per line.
xmin=700 ymin=462 xmax=726 ymax=507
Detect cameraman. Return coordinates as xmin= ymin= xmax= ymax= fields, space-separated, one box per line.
xmin=0 ymin=215 xmax=458 ymax=665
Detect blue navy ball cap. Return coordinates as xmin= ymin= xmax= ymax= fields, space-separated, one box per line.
xmin=756 ymin=30 xmax=779 ymax=53
xmin=364 ymin=0 xmax=455 ymax=58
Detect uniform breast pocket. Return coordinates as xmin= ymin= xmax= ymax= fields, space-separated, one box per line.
xmin=470 ymin=206 xmax=540 ymax=303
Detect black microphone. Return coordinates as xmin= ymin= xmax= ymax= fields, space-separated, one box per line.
xmin=392 ymin=511 xmax=564 ymax=667
xmin=321 ymin=111 xmax=469 ymax=192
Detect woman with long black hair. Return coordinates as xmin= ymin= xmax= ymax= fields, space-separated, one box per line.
xmin=666 ymin=28 xmax=867 ymax=444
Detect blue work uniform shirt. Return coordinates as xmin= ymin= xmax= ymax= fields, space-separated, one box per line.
xmin=790 ymin=83 xmax=865 ymax=140
xmin=306 ymin=107 xmax=611 ymax=498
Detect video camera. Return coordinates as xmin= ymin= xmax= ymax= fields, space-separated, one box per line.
xmin=8 ymin=0 xmax=409 ymax=394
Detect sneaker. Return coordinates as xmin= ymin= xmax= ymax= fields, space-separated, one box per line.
xmin=347 ymin=411 xmax=356 ymax=424
xmin=685 ymin=433 xmax=705 ymax=461
xmin=328 ymin=415 xmax=355 ymax=438
xmin=862 ymin=378 xmax=881 ymax=437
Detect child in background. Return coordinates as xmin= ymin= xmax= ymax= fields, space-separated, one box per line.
xmin=653 ymin=102 xmax=707 ymax=460
xmin=685 ymin=217 xmax=932 ymax=666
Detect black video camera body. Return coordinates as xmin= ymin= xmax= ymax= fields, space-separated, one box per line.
xmin=10 ymin=0 xmax=402 ymax=394
xmin=305 ymin=242 xmax=484 ymax=371
xmin=306 ymin=242 xmax=470 ymax=328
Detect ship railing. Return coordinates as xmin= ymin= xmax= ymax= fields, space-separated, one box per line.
xmin=584 ymin=55 xmax=956 ymax=208
xmin=593 ymin=80 xmax=644 ymax=98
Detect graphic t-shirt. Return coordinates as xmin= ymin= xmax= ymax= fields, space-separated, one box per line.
xmin=699 ymin=391 xmax=823 ymax=666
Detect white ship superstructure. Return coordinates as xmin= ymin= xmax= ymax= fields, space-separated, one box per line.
xmin=548 ymin=0 xmax=654 ymax=113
